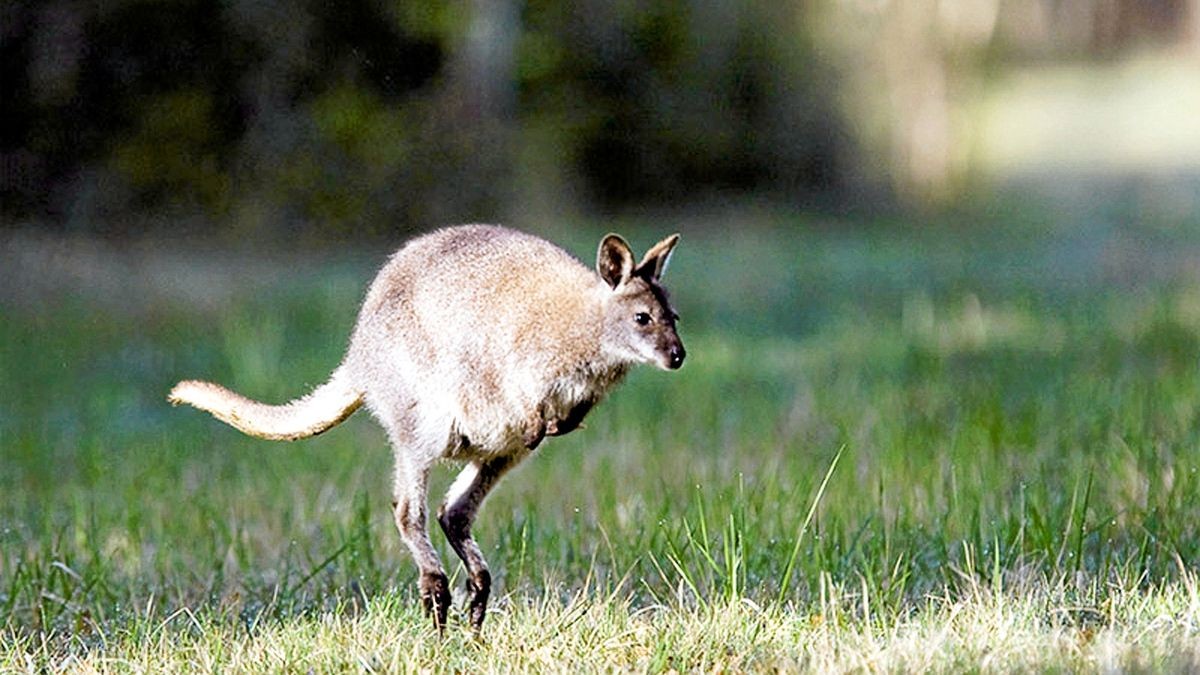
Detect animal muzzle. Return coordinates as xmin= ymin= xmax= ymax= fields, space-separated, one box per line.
xmin=667 ymin=343 xmax=686 ymax=369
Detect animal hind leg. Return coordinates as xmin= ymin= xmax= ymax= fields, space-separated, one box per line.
xmin=391 ymin=453 xmax=451 ymax=631
xmin=437 ymin=455 xmax=516 ymax=633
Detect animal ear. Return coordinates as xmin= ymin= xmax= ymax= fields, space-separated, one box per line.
xmin=597 ymin=234 xmax=636 ymax=288
xmin=597 ymin=234 xmax=635 ymax=289
xmin=635 ymin=233 xmax=680 ymax=281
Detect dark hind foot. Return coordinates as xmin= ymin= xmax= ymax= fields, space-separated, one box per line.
xmin=419 ymin=570 xmax=451 ymax=633
xmin=436 ymin=505 xmax=492 ymax=634
xmin=467 ymin=569 xmax=491 ymax=634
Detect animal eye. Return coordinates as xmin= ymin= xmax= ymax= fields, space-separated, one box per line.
xmin=634 ymin=312 xmax=652 ymax=326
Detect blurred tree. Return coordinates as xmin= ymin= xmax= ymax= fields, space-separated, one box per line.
xmin=3 ymin=0 xmax=846 ymax=233
xmin=818 ymin=0 xmax=1200 ymax=205
xmin=1 ymin=0 xmax=446 ymax=235
xmin=2 ymin=0 xmax=1197 ymax=234
xmin=2 ymin=0 xmax=254 ymax=228
xmin=223 ymin=0 xmax=446 ymax=236
xmin=517 ymin=0 xmax=842 ymax=207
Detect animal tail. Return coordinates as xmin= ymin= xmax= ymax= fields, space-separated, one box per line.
xmin=167 ymin=366 xmax=364 ymax=441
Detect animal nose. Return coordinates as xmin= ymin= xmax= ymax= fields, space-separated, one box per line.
xmin=668 ymin=344 xmax=686 ymax=369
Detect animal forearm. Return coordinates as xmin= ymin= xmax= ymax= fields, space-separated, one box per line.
xmin=546 ymin=399 xmax=594 ymax=437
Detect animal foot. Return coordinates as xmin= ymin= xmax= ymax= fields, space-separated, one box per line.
xmin=522 ymin=417 xmax=546 ymax=450
xmin=419 ymin=570 xmax=451 ymax=634
xmin=467 ymin=568 xmax=491 ymax=634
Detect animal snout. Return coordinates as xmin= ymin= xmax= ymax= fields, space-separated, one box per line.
xmin=668 ymin=343 xmax=686 ymax=369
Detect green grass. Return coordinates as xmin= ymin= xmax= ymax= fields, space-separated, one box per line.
xmin=3 ymin=207 xmax=1200 ymax=671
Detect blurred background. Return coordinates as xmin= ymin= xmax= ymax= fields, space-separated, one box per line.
xmin=3 ymin=0 xmax=1199 ymax=239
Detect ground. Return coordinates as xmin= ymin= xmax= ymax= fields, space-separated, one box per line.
xmin=2 ymin=201 xmax=1200 ymax=671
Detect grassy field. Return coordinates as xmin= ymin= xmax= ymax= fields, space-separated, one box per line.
xmin=3 ymin=203 xmax=1200 ymax=671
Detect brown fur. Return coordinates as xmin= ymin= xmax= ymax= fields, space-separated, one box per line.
xmin=168 ymin=224 xmax=685 ymax=633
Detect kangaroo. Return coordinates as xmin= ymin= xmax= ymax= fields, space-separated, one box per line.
xmin=168 ymin=225 xmax=685 ymax=633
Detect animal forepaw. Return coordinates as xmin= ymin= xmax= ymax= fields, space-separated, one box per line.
xmin=419 ymin=571 xmax=451 ymax=634
xmin=522 ymin=418 xmax=546 ymax=450
xmin=545 ymin=419 xmax=586 ymax=436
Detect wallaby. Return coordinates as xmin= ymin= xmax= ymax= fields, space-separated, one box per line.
xmin=168 ymin=224 xmax=685 ymax=633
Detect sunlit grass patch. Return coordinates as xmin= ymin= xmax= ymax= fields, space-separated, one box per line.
xmin=5 ymin=566 xmax=1200 ymax=672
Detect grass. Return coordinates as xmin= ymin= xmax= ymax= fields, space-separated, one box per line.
xmin=3 ymin=203 xmax=1200 ymax=671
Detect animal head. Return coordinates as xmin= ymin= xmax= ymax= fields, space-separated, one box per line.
xmin=596 ymin=233 xmax=686 ymax=371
